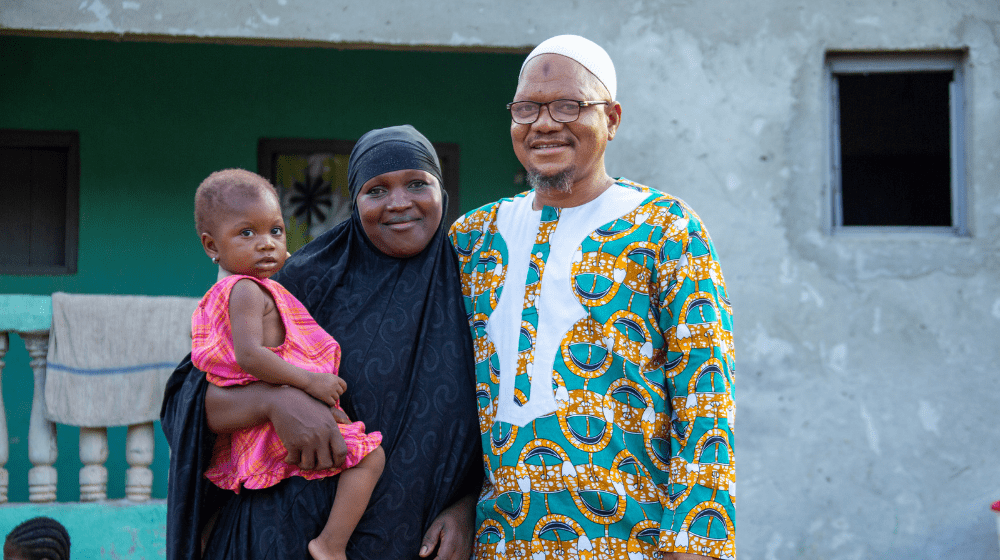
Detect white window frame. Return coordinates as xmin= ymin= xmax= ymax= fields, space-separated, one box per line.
xmin=826 ymin=51 xmax=968 ymax=236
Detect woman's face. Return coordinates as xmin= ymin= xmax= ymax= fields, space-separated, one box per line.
xmin=356 ymin=169 xmax=443 ymax=258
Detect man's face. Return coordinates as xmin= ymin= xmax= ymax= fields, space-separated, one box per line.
xmin=511 ymin=54 xmax=620 ymax=191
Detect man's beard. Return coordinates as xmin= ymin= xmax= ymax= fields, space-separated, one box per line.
xmin=527 ymin=167 xmax=575 ymax=194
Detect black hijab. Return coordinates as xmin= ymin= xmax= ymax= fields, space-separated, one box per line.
xmin=347 ymin=124 xmax=443 ymax=197
xmin=162 ymin=125 xmax=480 ymax=560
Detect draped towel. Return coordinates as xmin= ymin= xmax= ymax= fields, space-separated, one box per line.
xmin=46 ymin=292 xmax=199 ymax=427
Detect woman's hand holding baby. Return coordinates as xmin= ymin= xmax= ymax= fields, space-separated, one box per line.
xmin=329 ymin=406 xmax=352 ymax=425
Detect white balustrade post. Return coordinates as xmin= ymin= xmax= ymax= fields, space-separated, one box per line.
xmin=23 ymin=332 xmax=57 ymax=503
xmin=79 ymin=427 xmax=108 ymax=501
xmin=125 ymin=422 xmax=154 ymax=501
xmin=0 ymin=333 xmax=9 ymax=503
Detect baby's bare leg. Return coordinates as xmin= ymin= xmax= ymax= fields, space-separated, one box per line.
xmin=308 ymin=446 xmax=385 ymax=560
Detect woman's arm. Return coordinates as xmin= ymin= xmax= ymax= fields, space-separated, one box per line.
xmin=205 ymin=382 xmax=348 ymax=470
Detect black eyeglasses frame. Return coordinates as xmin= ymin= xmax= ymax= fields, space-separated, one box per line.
xmin=506 ymin=99 xmax=611 ymax=124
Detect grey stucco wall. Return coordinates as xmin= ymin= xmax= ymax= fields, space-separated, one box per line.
xmin=5 ymin=1 xmax=1000 ymax=558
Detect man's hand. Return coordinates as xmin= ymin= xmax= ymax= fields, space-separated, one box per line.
xmin=268 ymin=385 xmax=347 ymax=470
xmin=419 ymin=494 xmax=475 ymax=560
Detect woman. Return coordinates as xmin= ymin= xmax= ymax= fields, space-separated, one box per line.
xmin=162 ymin=125 xmax=481 ymax=560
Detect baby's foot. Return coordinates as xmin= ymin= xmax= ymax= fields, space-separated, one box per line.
xmin=307 ymin=538 xmax=346 ymax=560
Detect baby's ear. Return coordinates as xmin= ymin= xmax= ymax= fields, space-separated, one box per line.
xmin=201 ymin=232 xmax=218 ymax=260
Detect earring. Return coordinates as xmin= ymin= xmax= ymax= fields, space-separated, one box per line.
xmin=212 ymin=256 xmax=219 ymax=264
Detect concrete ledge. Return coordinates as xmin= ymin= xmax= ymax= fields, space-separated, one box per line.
xmin=0 ymin=500 xmax=165 ymax=559
xmin=0 ymin=294 xmax=52 ymax=332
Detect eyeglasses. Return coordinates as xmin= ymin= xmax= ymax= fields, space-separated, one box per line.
xmin=506 ymin=99 xmax=610 ymax=124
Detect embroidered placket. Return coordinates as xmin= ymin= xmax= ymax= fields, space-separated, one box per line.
xmin=513 ymin=206 xmax=560 ymax=407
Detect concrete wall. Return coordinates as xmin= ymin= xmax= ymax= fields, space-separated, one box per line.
xmin=4 ymin=1 xmax=1000 ymax=558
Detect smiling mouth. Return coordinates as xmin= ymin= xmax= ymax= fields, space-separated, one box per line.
xmin=529 ymin=137 xmax=572 ymax=150
xmin=384 ymin=216 xmax=419 ymax=228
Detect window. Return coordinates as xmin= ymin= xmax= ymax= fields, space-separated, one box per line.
xmin=258 ymin=138 xmax=461 ymax=253
xmin=828 ymin=52 xmax=967 ymax=234
xmin=0 ymin=130 xmax=80 ymax=274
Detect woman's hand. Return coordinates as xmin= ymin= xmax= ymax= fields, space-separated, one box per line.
xmin=419 ymin=493 xmax=476 ymax=560
xmin=330 ymin=406 xmax=352 ymax=425
xmin=268 ymin=385 xmax=347 ymax=470
xmin=204 ymin=382 xmax=347 ymax=470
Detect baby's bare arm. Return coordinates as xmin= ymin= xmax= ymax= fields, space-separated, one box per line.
xmin=229 ymin=279 xmax=345 ymax=406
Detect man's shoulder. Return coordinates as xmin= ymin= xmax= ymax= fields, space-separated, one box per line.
xmin=449 ymin=190 xmax=532 ymax=237
xmin=614 ymin=177 xmax=701 ymax=223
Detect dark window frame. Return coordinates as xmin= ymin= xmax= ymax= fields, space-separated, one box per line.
xmin=0 ymin=129 xmax=80 ymax=275
xmin=826 ymin=51 xmax=968 ymax=236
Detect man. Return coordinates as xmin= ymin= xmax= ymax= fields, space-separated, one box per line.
xmin=450 ymin=35 xmax=736 ymax=560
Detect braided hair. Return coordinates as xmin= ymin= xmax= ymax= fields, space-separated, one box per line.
xmin=3 ymin=517 xmax=70 ymax=560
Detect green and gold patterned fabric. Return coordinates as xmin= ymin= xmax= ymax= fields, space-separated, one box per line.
xmin=450 ymin=179 xmax=736 ymax=560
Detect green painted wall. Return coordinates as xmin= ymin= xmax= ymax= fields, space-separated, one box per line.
xmin=0 ymin=35 xmax=524 ymax=502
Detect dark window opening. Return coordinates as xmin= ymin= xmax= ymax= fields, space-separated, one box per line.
xmin=837 ymin=71 xmax=953 ymax=227
xmin=0 ymin=130 xmax=79 ymax=275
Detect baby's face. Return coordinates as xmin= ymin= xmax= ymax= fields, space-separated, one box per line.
xmin=210 ymin=192 xmax=287 ymax=279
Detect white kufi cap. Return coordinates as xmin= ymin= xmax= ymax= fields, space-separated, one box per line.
xmin=520 ymin=34 xmax=617 ymax=100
